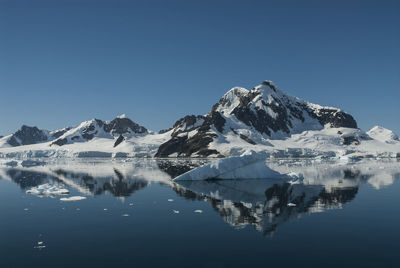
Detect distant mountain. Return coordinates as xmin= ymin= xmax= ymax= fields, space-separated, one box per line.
xmin=155 ymin=80 xmax=357 ymax=157
xmin=0 ymin=125 xmax=71 ymax=147
xmin=50 ymin=115 xmax=148 ymax=147
xmin=367 ymin=126 xmax=399 ymax=144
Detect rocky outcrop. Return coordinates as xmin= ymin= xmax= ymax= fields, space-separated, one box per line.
xmin=113 ymin=135 xmax=125 ymax=148
xmin=7 ymin=125 xmax=48 ymax=146
xmin=104 ymin=117 xmax=147 ymax=135
xmin=155 ymin=113 xmax=225 ymax=157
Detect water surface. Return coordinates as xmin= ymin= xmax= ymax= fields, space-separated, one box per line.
xmin=0 ymin=159 xmax=399 ymax=268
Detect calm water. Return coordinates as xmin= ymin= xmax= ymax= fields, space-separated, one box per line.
xmin=0 ymin=159 xmax=399 ymax=268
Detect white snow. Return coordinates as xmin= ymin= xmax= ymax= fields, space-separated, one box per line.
xmin=60 ymin=196 xmax=87 ymax=202
xmin=367 ymin=126 xmax=399 ymax=143
xmin=117 ymin=114 xmax=128 ymax=119
xmin=174 ymin=150 xmax=298 ymax=181
xmin=26 ymin=184 xmax=69 ymax=197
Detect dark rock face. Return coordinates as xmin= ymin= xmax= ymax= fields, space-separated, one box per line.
xmin=104 ymin=117 xmax=147 ymax=135
xmin=81 ymin=119 xmax=103 ymax=141
xmin=155 ymin=128 xmax=220 ymax=157
xmin=51 ymin=127 xmax=72 ymax=139
xmin=309 ymin=108 xmax=357 ymax=129
xmin=155 ymin=113 xmax=224 ymax=157
xmin=7 ymin=125 xmax=48 ymax=146
xmin=343 ymin=136 xmax=360 ymax=145
xmin=114 ymin=135 xmax=124 ymax=148
xmin=230 ymin=93 xmax=293 ymax=136
xmin=52 ymin=138 xmax=68 ymax=146
xmin=239 ymin=134 xmax=256 ymax=145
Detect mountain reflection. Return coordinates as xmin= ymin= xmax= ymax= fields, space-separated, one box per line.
xmin=173 ymin=161 xmax=398 ymax=236
xmin=0 ymin=159 xmax=399 ymax=236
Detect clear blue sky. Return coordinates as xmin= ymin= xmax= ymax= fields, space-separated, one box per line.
xmin=1 ymin=0 xmax=399 ymax=135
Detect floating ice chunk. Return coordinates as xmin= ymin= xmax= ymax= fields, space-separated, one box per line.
xmin=173 ymin=210 xmax=180 ymax=214
xmin=103 ymin=208 xmax=108 ymax=211
xmin=60 ymin=196 xmax=86 ymax=202
xmin=174 ymin=150 xmax=290 ymax=181
xmin=167 ymin=199 xmax=174 ymax=202
xmin=34 ymin=241 xmax=46 ymax=249
xmin=287 ymin=203 xmax=297 ymax=207
xmin=122 ymin=213 xmax=130 ymax=217
xmin=194 ymin=210 xmax=203 ymax=213
xmin=129 ymin=203 xmax=134 ymax=206
xmin=24 ymin=208 xmax=29 ymax=211
xmin=26 ymin=184 xmax=69 ymax=197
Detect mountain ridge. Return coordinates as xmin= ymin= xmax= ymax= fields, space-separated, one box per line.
xmin=0 ymin=80 xmax=399 ymax=159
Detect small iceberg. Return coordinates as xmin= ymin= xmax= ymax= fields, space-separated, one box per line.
xmin=26 ymin=184 xmax=69 ymax=197
xmin=60 ymin=196 xmax=87 ymax=202
xmin=174 ymin=150 xmax=300 ymax=181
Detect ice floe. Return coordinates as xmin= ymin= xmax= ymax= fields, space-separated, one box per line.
xmin=60 ymin=196 xmax=87 ymax=202
xmin=26 ymin=183 xmax=69 ymax=197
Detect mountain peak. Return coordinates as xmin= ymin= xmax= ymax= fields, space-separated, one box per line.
xmin=259 ymin=80 xmax=277 ymax=92
xmin=367 ymin=126 xmax=399 ymax=143
xmin=117 ymin=114 xmax=128 ymax=119
xmin=156 ymin=80 xmax=358 ymax=157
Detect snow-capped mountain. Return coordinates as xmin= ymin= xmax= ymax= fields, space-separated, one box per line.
xmin=50 ymin=114 xmax=148 ymax=147
xmin=0 ymin=125 xmax=71 ymax=148
xmin=0 ymin=80 xmax=399 ymax=159
xmin=0 ymin=114 xmax=147 ymax=149
xmin=156 ymin=80 xmax=358 ymax=157
xmin=366 ymin=126 xmax=399 ymax=144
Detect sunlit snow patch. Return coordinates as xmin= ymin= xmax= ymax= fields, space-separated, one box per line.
xmin=26 ymin=183 xmax=69 ymax=197
xmin=173 ymin=150 xmax=301 ymax=181
xmin=60 ymin=196 xmax=87 ymax=202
